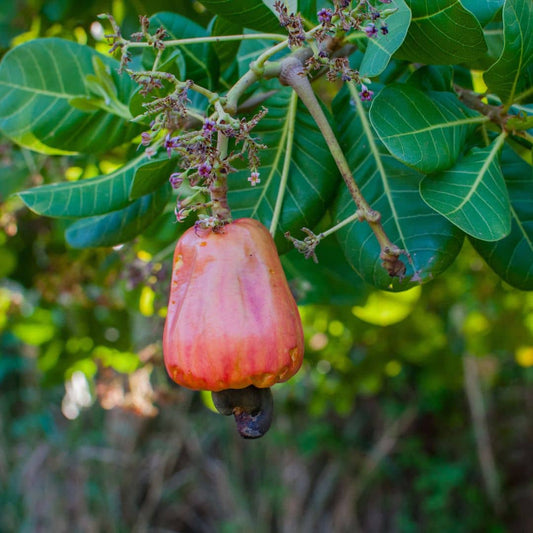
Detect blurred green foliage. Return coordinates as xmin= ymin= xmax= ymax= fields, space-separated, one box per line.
xmin=1 ymin=1 xmax=532 ymax=532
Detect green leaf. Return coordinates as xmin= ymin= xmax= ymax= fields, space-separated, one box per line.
xmin=397 ymin=0 xmax=487 ymax=65
xmin=484 ymin=0 xmax=533 ymax=106
xmin=129 ymin=157 xmax=178 ymax=199
xmin=470 ymin=146 xmax=533 ymax=289
xmin=332 ymin=88 xmax=464 ymax=290
xmin=227 ymin=87 xmax=341 ymax=252
xmin=420 ymin=138 xmax=511 ymax=241
xmin=0 ymin=38 xmax=139 ymax=154
xmin=407 ymin=65 xmax=454 ymax=92
xmin=461 ymin=0 xmax=504 ymax=26
xmin=65 ymin=185 xmax=172 ymax=248
xmin=211 ymin=16 xmax=243 ymax=73
xmin=359 ymin=0 xmax=411 ymax=77
xmin=199 ymin=0 xmax=283 ymax=33
xmin=370 ymin=84 xmax=483 ymax=173
xmin=18 ymin=153 xmax=154 ymax=218
xmin=298 ymin=0 xmax=318 ymax=23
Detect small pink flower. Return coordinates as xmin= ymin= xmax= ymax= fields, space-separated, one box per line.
xmin=198 ymin=162 xmax=212 ymax=178
xmin=248 ymin=171 xmax=261 ymax=186
xmin=364 ymin=23 xmax=378 ymax=38
xmin=359 ymin=84 xmax=374 ymax=101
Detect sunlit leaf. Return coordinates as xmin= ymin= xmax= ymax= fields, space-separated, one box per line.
xmin=19 ymin=153 xmax=154 ymax=218
xmin=397 ymin=0 xmax=487 ymax=65
xmin=65 ymin=185 xmax=171 ymax=248
xmin=370 ymin=84 xmax=483 ymax=173
xmin=420 ymin=139 xmax=511 ymax=241
xmin=470 ymin=146 xmax=533 ymax=289
xmin=352 ymin=286 xmax=421 ymax=326
xmin=0 ymin=38 xmax=139 ymax=154
xmin=484 ymin=0 xmax=533 ymax=105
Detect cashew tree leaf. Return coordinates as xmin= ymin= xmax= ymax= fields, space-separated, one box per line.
xmin=18 ymin=153 xmax=155 ymax=218
xmin=0 ymin=38 xmax=139 ymax=154
xmin=396 ymin=0 xmax=487 ymax=65
xmin=460 ymin=0 xmax=504 ymax=26
xmin=129 ymin=156 xmax=178 ymax=200
xmin=470 ymin=146 xmax=533 ymax=289
xmin=420 ymin=139 xmax=511 ymax=241
xmin=199 ymin=0 xmax=283 ymax=33
xmin=332 ymin=87 xmax=464 ymax=291
xmin=484 ymin=0 xmax=533 ymax=106
xmin=227 ymin=87 xmax=341 ymax=252
xmin=65 ymin=185 xmax=172 ymax=248
xmin=369 ymin=84 xmax=484 ymax=173
xmin=359 ymin=0 xmax=411 ymax=77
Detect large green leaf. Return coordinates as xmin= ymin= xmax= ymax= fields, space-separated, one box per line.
xmin=407 ymin=65 xmax=454 ymax=92
xmin=199 ymin=0 xmax=283 ymax=33
xmin=18 ymin=153 xmax=155 ymax=218
xmin=396 ymin=0 xmax=487 ymax=65
xmin=420 ymin=139 xmax=511 ymax=241
xmin=227 ymin=87 xmax=341 ymax=251
xmin=470 ymin=147 xmax=533 ymax=289
xmin=65 ymin=185 xmax=172 ymax=248
xmin=484 ymin=0 xmax=533 ymax=106
xmin=461 ymin=0 xmax=504 ymax=26
xmin=370 ymin=84 xmax=483 ymax=173
xmin=359 ymin=0 xmax=411 ymax=77
xmin=129 ymin=157 xmax=178 ymax=199
xmin=332 ymin=89 xmax=464 ymax=291
xmin=0 ymin=38 xmax=139 ymax=154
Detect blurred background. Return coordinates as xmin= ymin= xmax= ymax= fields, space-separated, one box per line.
xmin=1 ymin=1 xmax=532 ymax=532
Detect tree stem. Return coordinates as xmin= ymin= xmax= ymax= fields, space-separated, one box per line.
xmin=209 ymin=133 xmax=232 ymax=223
xmin=279 ymin=56 xmax=406 ymax=279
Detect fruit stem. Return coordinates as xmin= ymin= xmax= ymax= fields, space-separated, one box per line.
xmin=209 ymin=133 xmax=232 ymax=223
xmin=279 ymin=56 xmax=406 ymax=279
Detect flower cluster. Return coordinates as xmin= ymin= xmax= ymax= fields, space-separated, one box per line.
xmin=139 ymin=105 xmax=268 ymax=223
xmin=99 ymin=13 xmax=169 ymax=72
xmin=273 ymin=1 xmax=306 ymax=48
xmin=312 ymin=0 xmax=394 ymax=42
